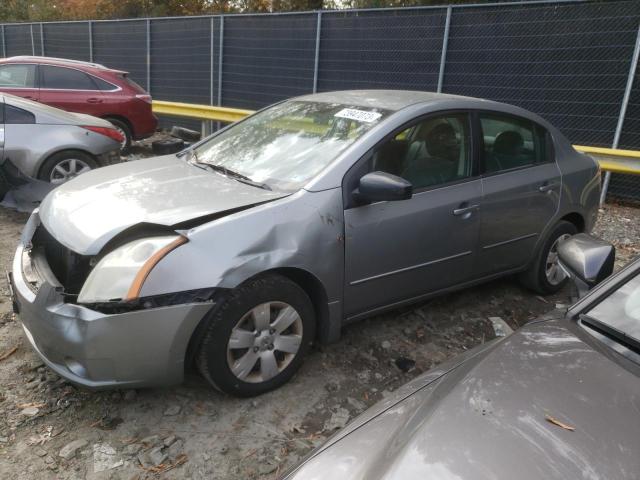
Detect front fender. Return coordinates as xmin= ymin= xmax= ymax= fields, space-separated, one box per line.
xmin=140 ymin=188 xmax=345 ymax=306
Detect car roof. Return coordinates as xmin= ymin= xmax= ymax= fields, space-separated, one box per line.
xmin=294 ymin=89 xmax=555 ymax=134
xmin=0 ymin=91 xmax=113 ymax=126
xmin=1 ymin=56 xmax=119 ymax=72
xmin=294 ymin=89 xmax=506 ymax=112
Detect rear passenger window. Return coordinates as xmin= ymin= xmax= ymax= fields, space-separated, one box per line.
xmin=91 ymin=76 xmax=118 ymax=91
xmin=5 ymin=104 xmax=35 ymax=124
xmin=480 ymin=114 xmax=547 ymax=174
xmin=41 ymin=65 xmax=97 ymax=90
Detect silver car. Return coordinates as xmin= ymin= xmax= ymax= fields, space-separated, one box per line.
xmin=0 ymin=93 xmax=121 ymax=183
xmin=9 ymin=90 xmax=601 ymax=397
xmin=283 ymin=235 xmax=640 ymax=480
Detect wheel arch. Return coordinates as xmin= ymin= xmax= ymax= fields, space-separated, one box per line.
xmin=36 ymin=148 xmax=97 ymax=180
xmin=560 ymin=211 xmax=586 ymax=232
xmin=267 ymin=267 xmax=334 ymax=344
xmin=102 ymin=114 xmax=134 ymax=136
xmin=521 ymin=212 xmax=585 ymax=275
xmin=184 ymin=266 xmax=337 ymax=372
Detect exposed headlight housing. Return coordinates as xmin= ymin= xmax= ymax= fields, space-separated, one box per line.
xmin=77 ymin=235 xmax=187 ymax=303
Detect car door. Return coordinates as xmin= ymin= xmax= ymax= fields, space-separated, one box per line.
xmin=39 ymin=65 xmax=104 ymax=115
xmin=2 ymin=101 xmax=39 ymax=178
xmin=343 ymin=112 xmax=482 ymax=318
xmin=476 ymin=111 xmax=561 ymax=275
xmin=0 ymin=63 xmax=39 ymax=101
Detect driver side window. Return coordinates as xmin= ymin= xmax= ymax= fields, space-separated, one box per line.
xmin=372 ymin=113 xmax=471 ymax=190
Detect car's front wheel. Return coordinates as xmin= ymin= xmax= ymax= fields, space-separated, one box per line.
xmin=519 ymin=220 xmax=578 ymax=294
xmin=38 ymin=150 xmax=98 ymax=184
xmin=196 ymin=274 xmax=315 ymax=397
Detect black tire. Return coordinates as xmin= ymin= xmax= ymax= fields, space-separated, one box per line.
xmin=0 ymin=165 xmax=10 ymax=201
xmin=519 ymin=220 xmax=578 ymax=295
xmin=196 ymin=274 xmax=315 ymax=397
xmin=152 ymin=138 xmax=185 ymax=155
xmin=170 ymin=126 xmax=201 ymax=142
xmin=105 ymin=117 xmax=132 ymax=153
xmin=38 ymin=150 xmax=98 ymax=184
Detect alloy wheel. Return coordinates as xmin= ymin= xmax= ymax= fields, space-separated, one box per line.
xmin=226 ymin=301 xmax=303 ymax=383
xmin=545 ymin=233 xmax=572 ymax=285
xmin=49 ymin=158 xmax=92 ymax=184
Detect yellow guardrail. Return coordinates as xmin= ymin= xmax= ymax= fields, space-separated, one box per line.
xmin=573 ymin=145 xmax=640 ymax=175
xmin=152 ymin=100 xmax=253 ymax=124
xmin=152 ymin=100 xmax=640 ymax=176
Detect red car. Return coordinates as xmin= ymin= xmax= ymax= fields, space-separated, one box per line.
xmin=0 ymin=56 xmax=157 ymax=151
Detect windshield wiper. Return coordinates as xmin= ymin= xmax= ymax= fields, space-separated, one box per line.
xmin=186 ymin=151 xmax=271 ymax=191
xmin=202 ymin=163 xmax=272 ymax=191
xmin=580 ymin=314 xmax=640 ymax=355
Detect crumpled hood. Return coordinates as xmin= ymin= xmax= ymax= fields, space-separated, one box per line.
xmin=39 ymin=155 xmax=287 ymax=255
xmin=288 ymin=320 xmax=640 ymax=480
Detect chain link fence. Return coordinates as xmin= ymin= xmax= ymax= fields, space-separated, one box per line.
xmin=0 ymin=0 xmax=639 ymax=201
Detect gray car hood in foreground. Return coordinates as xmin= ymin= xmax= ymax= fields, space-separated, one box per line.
xmin=288 ymin=319 xmax=640 ymax=480
xmin=38 ymin=155 xmax=287 ymax=254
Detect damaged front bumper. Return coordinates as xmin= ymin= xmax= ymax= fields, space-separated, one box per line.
xmin=9 ymin=214 xmax=214 ymax=389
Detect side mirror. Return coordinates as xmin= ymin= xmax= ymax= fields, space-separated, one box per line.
xmin=355 ymin=171 xmax=413 ymax=204
xmin=558 ymin=233 xmax=615 ymax=297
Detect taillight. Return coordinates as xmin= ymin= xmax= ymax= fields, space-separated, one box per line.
xmin=135 ymin=94 xmax=152 ymax=104
xmin=83 ymin=126 xmax=125 ymax=144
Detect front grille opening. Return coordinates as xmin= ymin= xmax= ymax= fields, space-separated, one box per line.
xmin=32 ymin=226 xmax=93 ymax=296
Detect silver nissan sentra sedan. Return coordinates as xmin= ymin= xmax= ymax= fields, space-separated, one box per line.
xmin=9 ymin=90 xmax=601 ymax=396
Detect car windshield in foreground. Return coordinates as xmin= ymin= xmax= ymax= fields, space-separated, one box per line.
xmin=582 ymin=272 xmax=640 ymax=352
xmin=192 ymin=100 xmax=391 ymax=191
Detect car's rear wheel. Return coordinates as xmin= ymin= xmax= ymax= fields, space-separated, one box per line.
xmin=38 ymin=150 xmax=98 ymax=184
xmin=196 ymin=274 xmax=315 ymax=397
xmin=105 ymin=117 xmax=131 ymax=152
xmin=519 ymin=220 xmax=578 ymax=294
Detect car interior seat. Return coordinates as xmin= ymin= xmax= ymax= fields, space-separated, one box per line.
xmin=491 ymin=130 xmax=525 ymax=171
xmin=401 ymin=123 xmax=459 ymax=187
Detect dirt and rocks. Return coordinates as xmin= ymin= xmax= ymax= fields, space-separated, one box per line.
xmin=0 ymin=144 xmax=638 ymax=479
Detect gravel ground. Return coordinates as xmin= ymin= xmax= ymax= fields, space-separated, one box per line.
xmin=0 ymin=146 xmax=638 ymax=478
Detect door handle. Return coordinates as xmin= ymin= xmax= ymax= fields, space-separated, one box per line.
xmin=87 ymin=97 xmax=103 ymax=104
xmin=452 ymin=204 xmax=480 ymax=216
xmin=23 ymin=96 xmax=35 ymax=100
xmin=539 ymin=182 xmax=558 ymax=193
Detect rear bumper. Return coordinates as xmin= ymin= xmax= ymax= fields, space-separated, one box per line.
xmin=130 ymin=102 xmax=158 ymax=139
xmin=133 ymin=114 xmax=158 ymax=140
xmin=10 ymin=213 xmax=212 ymax=389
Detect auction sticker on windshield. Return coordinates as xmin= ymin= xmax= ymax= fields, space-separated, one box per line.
xmin=335 ymin=108 xmax=382 ymax=123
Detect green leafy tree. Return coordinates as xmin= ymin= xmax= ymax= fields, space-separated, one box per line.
xmin=0 ymin=0 xmax=508 ymax=21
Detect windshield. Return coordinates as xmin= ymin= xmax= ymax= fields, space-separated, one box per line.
xmin=585 ymin=272 xmax=640 ymax=346
xmin=193 ymin=100 xmax=391 ymax=191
